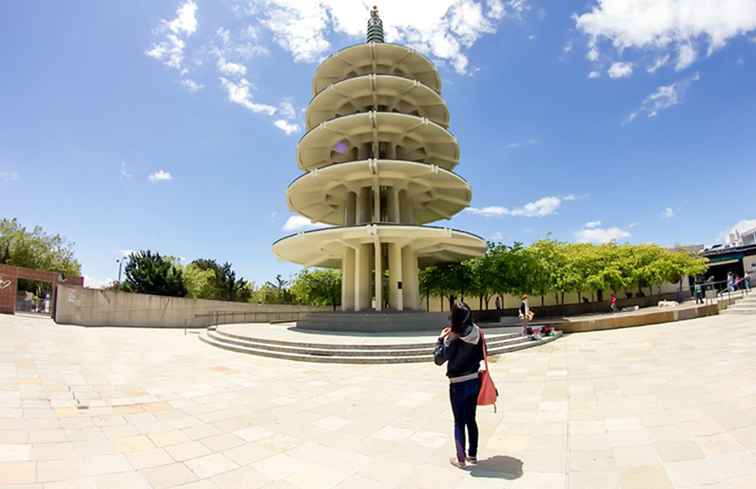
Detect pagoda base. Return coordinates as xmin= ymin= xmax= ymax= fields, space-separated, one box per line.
xmin=296 ymin=311 xmax=449 ymax=333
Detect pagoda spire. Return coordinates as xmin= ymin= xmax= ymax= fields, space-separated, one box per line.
xmin=367 ymin=5 xmax=384 ymax=43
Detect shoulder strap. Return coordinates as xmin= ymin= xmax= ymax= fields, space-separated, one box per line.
xmin=480 ymin=328 xmax=489 ymax=371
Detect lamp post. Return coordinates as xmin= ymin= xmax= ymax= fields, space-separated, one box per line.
xmin=116 ymin=259 xmax=123 ymax=284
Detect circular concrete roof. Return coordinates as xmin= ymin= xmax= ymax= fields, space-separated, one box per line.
xmin=312 ymin=43 xmax=441 ymax=97
xmin=272 ymin=224 xmax=486 ymax=269
xmin=297 ymin=112 xmax=459 ymax=172
xmin=306 ymin=74 xmax=449 ymax=130
xmin=287 ymin=160 xmax=471 ymax=225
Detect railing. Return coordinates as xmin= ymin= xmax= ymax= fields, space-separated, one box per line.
xmin=694 ymin=278 xmax=751 ymax=305
xmin=195 ymin=310 xmax=314 ymax=328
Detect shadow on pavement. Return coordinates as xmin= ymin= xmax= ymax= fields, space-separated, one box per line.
xmin=469 ymin=455 xmax=524 ymax=479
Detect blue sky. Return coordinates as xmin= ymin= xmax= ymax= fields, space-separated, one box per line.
xmin=2 ymin=0 xmax=755 ymax=287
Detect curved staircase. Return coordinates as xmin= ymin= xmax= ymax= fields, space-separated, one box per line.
xmin=199 ymin=325 xmax=562 ymax=364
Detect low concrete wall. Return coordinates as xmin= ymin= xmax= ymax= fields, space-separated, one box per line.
xmin=472 ymin=291 xmax=692 ymax=322
xmin=55 ymin=285 xmax=327 ymax=328
xmin=560 ymin=303 xmax=720 ymax=333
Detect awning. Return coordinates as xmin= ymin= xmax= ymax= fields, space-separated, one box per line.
xmin=708 ymin=259 xmax=740 ymax=266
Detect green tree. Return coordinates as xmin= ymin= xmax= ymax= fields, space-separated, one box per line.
xmin=0 ymin=218 xmax=81 ymax=277
xmin=183 ymin=263 xmax=218 ymax=299
xmin=254 ymin=274 xmax=295 ymax=304
xmin=291 ymin=269 xmax=341 ymax=311
xmin=122 ymin=250 xmax=187 ymax=297
xmin=184 ymin=259 xmax=253 ymax=302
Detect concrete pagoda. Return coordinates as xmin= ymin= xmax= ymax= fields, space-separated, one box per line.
xmin=273 ymin=6 xmax=486 ymax=313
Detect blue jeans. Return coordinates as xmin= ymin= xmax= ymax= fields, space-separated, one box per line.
xmin=449 ymin=377 xmax=480 ymax=462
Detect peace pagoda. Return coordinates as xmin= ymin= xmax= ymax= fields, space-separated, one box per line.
xmin=273 ymin=6 xmax=485 ymax=316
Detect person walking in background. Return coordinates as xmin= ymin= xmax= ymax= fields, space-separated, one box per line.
xmin=727 ymin=272 xmax=735 ymax=292
xmin=746 ymin=272 xmax=752 ymax=291
xmin=694 ymin=282 xmax=704 ymax=304
xmin=519 ymin=293 xmax=533 ymax=337
xmin=610 ymin=293 xmax=618 ymax=312
xmin=434 ymin=305 xmax=484 ymax=469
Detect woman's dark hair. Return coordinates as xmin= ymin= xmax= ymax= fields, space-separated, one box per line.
xmin=449 ymin=306 xmax=469 ymax=334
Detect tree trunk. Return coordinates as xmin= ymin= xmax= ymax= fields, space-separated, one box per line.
xmin=540 ymin=294 xmax=544 ymax=306
xmin=479 ymin=295 xmax=483 ymax=310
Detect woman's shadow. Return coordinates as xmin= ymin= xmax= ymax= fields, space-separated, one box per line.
xmin=468 ymin=455 xmax=524 ymax=479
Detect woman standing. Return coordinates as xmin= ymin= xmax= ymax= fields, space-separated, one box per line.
xmin=519 ymin=293 xmax=533 ymax=337
xmin=434 ymin=305 xmax=484 ymax=469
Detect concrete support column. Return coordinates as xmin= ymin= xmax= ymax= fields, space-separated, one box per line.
xmin=341 ymin=248 xmax=355 ymax=311
xmin=388 ymin=243 xmax=403 ymax=311
xmin=402 ymin=248 xmax=419 ymax=310
xmin=399 ymin=190 xmax=412 ymax=224
xmin=373 ymin=241 xmax=383 ymax=311
xmin=345 ymin=192 xmax=356 ymax=226
xmin=372 ymin=183 xmax=380 ymax=223
xmin=354 ymin=243 xmax=371 ymax=311
xmin=390 ymin=187 xmax=401 ymax=224
xmin=357 ymin=187 xmax=370 ymax=224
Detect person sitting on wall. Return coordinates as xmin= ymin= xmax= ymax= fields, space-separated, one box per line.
xmin=610 ymin=293 xmax=618 ymax=312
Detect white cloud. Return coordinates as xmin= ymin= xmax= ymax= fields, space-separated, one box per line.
xmin=588 ymin=70 xmax=601 ymax=79
xmin=119 ymin=162 xmax=133 ymax=181
xmin=0 ymin=170 xmax=19 ymax=182
xmin=465 ymin=194 xmax=574 ymax=218
xmin=627 ymin=72 xmax=700 ymax=122
xmin=628 ymin=222 xmax=639 ymax=229
xmin=503 ymin=138 xmax=537 ymax=149
xmin=562 ymin=40 xmax=573 ymax=54
xmin=662 ymin=207 xmax=675 ymax=219
xmin=608 ymin=61 xmax=633 ymax=78
xmin=278 ymin=100 xmax=297 ymax=119
xmin=148 ymin=170 xmax=173 ymax=183
xmin=145 ymin=0 xmax=198 ymax=72
xmin=83 ymin=275 xmax=113 ymax=290
xmin=676 ymin=43 xmax=697 ymax=70
xmin=245 ymin=0 xmax=530 ymax=74
xmin=274 ymin=119 xmax=301 ymax=135
xmin=584 ymin=220 xmax=602 ymax=228
xmin=219 ymin=77 xmax=278 ymax=115
xmin=647 ymin=54 xmax=670 ymax=73
xmin=283 ymin=215 xmax=327 ymax=231
xmin=217 ymin=58 xmax=247 ymax=77
xmin=180 ymin=79 xmax=203 ymax=92
xmin=576 ymin=0 xmax=756 ymax=74
xmin=575 ymin=226 xmax=630 ymax=244
xmin=119 ymin=249 xmax=134 ymax=257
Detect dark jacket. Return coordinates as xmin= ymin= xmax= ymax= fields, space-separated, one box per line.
xmin=433 ymin=323 xmax=484 ymax=378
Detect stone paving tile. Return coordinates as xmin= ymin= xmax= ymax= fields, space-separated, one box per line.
xmin=0 ymin=443 xmax=31 ymax=462
xmin=125 ymin=446 xmax=175 ymax=469
xmin=0 ymin=461 xmax=37 ymax=484
xmin=1 ymin=312 xmax=755 ymax=488
xmin=163 ymin=441 xmax=212 ymax=461
xmin=184 ymin=452 xmax=239 ymax=478
xmin=140 ymin=462 xmax=198 ymax=488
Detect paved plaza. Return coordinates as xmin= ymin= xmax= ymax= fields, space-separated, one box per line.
xmin=1 ymin=313 xmax=755 ymax=489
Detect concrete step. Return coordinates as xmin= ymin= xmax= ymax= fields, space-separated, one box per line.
xmin=722 ymin=308 xmax=756 ymax=315
xmin=211 ymin=327 xmax=521 ymax=350
xmin=199 ymin=330 xmax=561 ymax=364
xmin=206 ymin=330 xmax=532 ymax=357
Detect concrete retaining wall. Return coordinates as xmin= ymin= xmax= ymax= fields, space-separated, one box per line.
xmin=54 ymin=285 xmax=327 ymax=328
xmin=560 ymin=303 xmax=720 ymax=333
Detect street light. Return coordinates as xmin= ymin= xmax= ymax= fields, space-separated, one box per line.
xmin=116 ymin=258 xmax=123 ymax=283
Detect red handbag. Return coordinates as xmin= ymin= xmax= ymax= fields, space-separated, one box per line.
xmin=477 ymin=329 xmax=499 ymax=411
